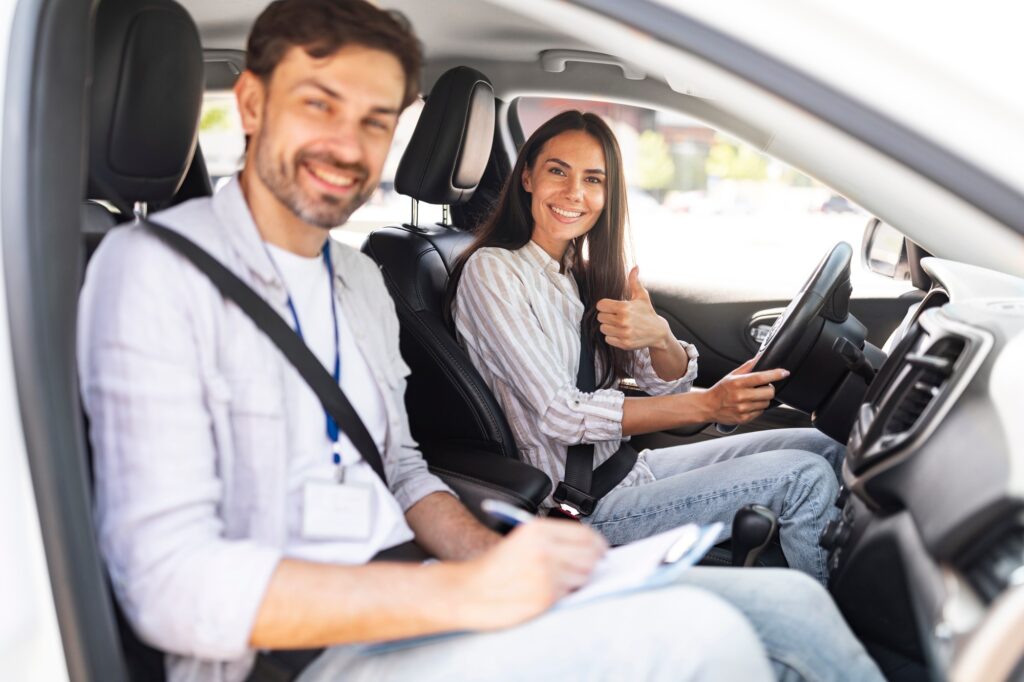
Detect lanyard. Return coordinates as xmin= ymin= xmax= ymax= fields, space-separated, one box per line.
xmin=266 ymin=244 xmax=343 ymax=466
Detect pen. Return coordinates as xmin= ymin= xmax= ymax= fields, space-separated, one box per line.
xmin=481 ymin=499 xmax=537 ymax=527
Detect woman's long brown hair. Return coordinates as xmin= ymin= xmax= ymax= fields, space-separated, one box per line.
xmin=446 ymin=110 xmax=633 ymax=387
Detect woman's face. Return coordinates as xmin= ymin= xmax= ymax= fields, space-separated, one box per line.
xmin=522 ymin=129 xmax=607 ymax=261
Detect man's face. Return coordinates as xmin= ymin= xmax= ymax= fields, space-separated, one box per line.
xmin=237 ymin=45 xmax=405 ymax=229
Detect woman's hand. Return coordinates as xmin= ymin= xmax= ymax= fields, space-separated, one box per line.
xmin=596 ymin=267 xmax=674 ymax=351
xmin=701 ymin=359 xmax=790 ymax=425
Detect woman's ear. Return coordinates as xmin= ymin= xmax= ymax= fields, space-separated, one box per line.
xmin=521 ymin=167 xmax=532 ymax=193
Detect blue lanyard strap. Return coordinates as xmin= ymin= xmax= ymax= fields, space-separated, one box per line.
xmin=268 ymin=242 xmax=343 ymax=465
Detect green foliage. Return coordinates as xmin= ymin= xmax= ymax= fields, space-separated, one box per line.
xmin=199 ymin=105 xmax=231 ymax=132
xmin=705 ymin=137 xmax=768 ymax=180
xmin=635 ymin=130 xmax=676 ymax=190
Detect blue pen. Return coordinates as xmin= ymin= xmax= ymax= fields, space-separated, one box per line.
xmin=481 ymin=499 xmax=537 ymax=527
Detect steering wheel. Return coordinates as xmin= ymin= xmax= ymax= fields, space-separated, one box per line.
xmin=712 ymin=242 xmax=853 ymax=433
xmin=752 ymin=241 xmax=853 ymax=374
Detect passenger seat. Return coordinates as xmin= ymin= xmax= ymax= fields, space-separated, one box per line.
xmin=362 ymin=66 xmax=519 ymax=459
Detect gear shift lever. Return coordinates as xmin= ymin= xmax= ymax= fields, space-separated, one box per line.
xmin=731 ymin=504 xmax=779 ymax=567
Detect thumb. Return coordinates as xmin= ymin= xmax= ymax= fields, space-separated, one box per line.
xmin=628 ymin=266 xmax=647 ymax=301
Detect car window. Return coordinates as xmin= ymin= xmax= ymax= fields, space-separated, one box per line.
xmin=198 ymin=93 xmax=442 ymax=248
xmin=515 ymin=97 xmax=914 ymax=298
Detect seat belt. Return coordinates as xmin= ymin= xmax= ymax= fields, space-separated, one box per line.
xmin=142 ymin=221 xmax=388 ymax=485
xmin=551 ymin=302 xmax=638 ymax=519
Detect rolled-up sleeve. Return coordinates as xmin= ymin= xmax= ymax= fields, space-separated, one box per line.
xmin=455 ymin=252 xmax=624 ymax=445
xmin=631 ymin=340 xmax=700 ymax=396
xmin=79 ymin=229 xmax=280 ymax=660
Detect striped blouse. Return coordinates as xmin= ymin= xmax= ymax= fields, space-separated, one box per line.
xmin=453 ymin=240 xmax=699 ymax=505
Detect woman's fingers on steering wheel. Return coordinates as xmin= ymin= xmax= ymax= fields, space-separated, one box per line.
xmin=743 ymin=400 xmax=772 ymax=414
xmin=745 ymin=385 xmax=775 ymax=402
xmin=736 ymin=367 xmax=789 ymax=387
xmin=732 ymin=358 xmax=757 ymax=374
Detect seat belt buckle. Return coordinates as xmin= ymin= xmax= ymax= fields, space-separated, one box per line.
xmin=552 ymin=482 xmax=597 ymax=518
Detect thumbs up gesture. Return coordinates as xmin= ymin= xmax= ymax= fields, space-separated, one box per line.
xmin=595 ymin=266 xmax=674 ymax=351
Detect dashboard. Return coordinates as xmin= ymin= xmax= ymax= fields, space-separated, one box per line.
xmin=822 ymin=258 xmax=1024 ymax=679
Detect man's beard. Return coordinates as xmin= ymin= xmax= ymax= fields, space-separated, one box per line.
xmin=252 ymin=128 xmax=374 ymax=230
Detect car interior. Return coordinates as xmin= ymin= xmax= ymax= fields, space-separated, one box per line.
xmin=5 ymin=0 xmax=1024 ymax=680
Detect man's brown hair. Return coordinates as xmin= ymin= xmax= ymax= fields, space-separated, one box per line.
xmin=246 ymin=0 xmax=422 ymax=107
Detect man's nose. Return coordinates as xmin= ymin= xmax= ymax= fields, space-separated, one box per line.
xmin=327 ymin=118 xmax=365 ymax=164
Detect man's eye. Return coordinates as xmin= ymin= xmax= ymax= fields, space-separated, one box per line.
xmin=306 ymin=99 xmax=329 ymax=112
xmin=365 ymin=118 xmax=390 ymax=132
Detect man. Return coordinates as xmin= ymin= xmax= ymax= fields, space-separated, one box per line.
xmin=78 ymin=1 xmax=878 ymax=680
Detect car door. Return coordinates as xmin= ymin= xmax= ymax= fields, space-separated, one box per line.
xmin=513 ymin=96 xmax=921 ymax=434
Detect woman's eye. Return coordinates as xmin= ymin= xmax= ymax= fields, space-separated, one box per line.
xmin=548 ymin=167 xmax=566 ymax=176
xmin=306 ymin=99 xmax=329 ymax=113
xmin=586 ymin=176 xmax=603 ymax=184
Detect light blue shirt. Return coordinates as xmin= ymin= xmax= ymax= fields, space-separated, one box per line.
xmin=78 ymin=178 xmax=450 ymax=681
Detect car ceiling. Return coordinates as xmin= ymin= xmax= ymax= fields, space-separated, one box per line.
xmin=181 ymin=0 xmax=592 ymax=64
xmin=176 ymin=0 xmax=1024 ymax=275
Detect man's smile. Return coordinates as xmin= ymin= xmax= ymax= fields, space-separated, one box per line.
xmin=300 ymin=157 xmax=363 ymax=194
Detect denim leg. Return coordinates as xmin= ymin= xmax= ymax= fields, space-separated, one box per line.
xmin=645 ymin=427 xmax=846 ymax=481
xmin=297 ymin=586 xmax=774 ymax=681
xmin=588 ymin=449 xmax=840 ymax=584
xmin=676 ymin=568 xmax=884 ymax=682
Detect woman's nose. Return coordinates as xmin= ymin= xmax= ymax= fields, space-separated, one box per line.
xmin=564 ymin=177 xmax=584 ymax=201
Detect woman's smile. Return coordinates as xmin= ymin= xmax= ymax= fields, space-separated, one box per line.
xmin=547 ymin=204 xmax=586 ymax=223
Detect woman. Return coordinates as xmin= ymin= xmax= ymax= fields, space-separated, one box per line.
xmin=449 ymin=110 xmax=845 ymax=585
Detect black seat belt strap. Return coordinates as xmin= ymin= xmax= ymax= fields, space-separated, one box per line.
xmin=142 ymin=221 xmax=388 ymax=485
xmin=551 ymin=293 xmax=637 ymax=518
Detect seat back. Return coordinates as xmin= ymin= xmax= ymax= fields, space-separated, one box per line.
xmin=84 ymin=0 xmax=205 ymax=678
xmin=362 ymin=66 xmax=518 ymax=458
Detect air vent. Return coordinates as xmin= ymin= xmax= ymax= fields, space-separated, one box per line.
xmin=963 ymin=525 xmax=1024 ymax=602
xmin=881 ymin=337 xmax=965 ymax=437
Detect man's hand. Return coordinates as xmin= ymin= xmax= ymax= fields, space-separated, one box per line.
xmin=596 ymin=266 xmax=673 ymax=351
xmin=455 ymin=520 xmax=608 ymax=631
xmin=701 ymin=359 xmax=789 ymax=425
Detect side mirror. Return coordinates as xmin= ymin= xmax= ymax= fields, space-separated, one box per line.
xmin=861 ymin=218 xmax=911 ymax=280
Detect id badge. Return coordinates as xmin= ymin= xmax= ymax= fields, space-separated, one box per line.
xmin=301 ymin=479 xmax=375 ymax=541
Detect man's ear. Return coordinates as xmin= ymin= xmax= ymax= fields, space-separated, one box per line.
xmin=234 ymin=70 xmax=266 ymax=137
xmin=521 ymin=167 xmax=532 ymax=193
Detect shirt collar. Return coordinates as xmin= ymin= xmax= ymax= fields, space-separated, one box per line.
xmin=211 ymin=176 xmax=352 ymax=292
xmin=521 ymin=239 xmax=566 ymax=274
xmin=211 ymin=176 xmax=281 ymax=287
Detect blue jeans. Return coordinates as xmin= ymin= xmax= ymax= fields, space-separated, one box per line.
xmin=679 ymin=567 xmax=883 ymax=682
xmin=300 ymin=586 xmax=774 ymax=681
xmin=586 ymin=428 xmax=844 ymax=584
xmin=298 ymin=569 xmax=882 ymax=682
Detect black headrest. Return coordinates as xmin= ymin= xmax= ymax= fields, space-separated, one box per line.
xmin=395 ymin=67 xmax=495 ymax=206
xmin=88 ymin=0 xmax=203 ymax=205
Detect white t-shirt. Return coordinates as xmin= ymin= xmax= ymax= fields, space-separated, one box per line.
xmin=265 ymin=243 xmax=413 ymax=563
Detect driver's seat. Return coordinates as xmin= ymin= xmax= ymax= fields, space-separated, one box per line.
xmin=365 ymin=68 xmax=787 ymax=569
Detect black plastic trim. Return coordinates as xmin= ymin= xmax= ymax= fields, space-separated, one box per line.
xmin=1 ymin=0 xmax=126 ymax=679
xmin=573 ymin=0 xmax=1024 ymax=237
